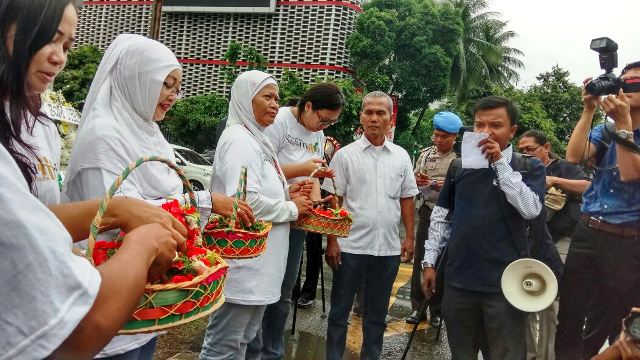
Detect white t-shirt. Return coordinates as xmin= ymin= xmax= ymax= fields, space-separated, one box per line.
xmin=322 ymin=136 xmax=419 ymax=256
xmin=22 ymin=118 xmax=62 ymax=205
xmin=211 ymin=125 xmax=298 ymax=305
xmin=0 ymin=145 xmax=101 ymax=359
xmin=264 ymin=107 xmax=325 ymax=184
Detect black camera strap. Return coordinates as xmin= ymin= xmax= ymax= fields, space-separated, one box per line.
xmin=622 ymin=77 xmax=640 ymax=93
xmin=602 ymin=122 xmax=640 ymax=155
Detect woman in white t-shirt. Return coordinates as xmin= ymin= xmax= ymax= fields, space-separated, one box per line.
xmin=62 ymin=34 xmax=254 ymax=359
xmin=199 ymin=70 xmax=313 ymax=360
xmin=252 ymin=83 xmax=344 ymax=358
xmin=18 ymin=115 xmax=63 ymax=205
xmin=0 ymin=1 xmax=187 ymax=358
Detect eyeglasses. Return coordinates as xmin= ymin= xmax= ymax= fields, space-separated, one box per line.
xmin=519 ymin=145 xmax=541 ymax=154
xmin=316 ymin=111 xmax=339 ymax=127
xmin=162 ymin=81 xmax=184 ymax=99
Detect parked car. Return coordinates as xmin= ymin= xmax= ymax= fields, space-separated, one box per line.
xmin=201 ymin=149 xmax=216 ymax=163
xmin=170 ymin=144 xmax=212 ymax=191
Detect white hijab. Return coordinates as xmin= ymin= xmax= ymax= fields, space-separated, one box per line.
xmin=221 ymin=70 xmax=287 ymax=185
xmin=64 ymin=34 xmax=182 ymax=199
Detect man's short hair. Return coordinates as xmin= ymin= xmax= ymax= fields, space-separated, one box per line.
xmin=472 ymin=96 xmax=519 ymax=126
xmin=361 ymin=91 xmax=393 ymax=114
xmin=621 ymin=61 xmax=640 ymax=76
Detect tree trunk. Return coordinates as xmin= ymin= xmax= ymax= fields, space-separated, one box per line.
xmin=150 ymin=0 xmax=164 ymax=40
xmin=411 ymin=105 xmax=429 ymax=135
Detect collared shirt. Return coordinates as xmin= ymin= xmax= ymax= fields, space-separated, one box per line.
xmin=423 ymin=145 xmax=543 ymax=265
xmin=323 ymin=136 xmax=419 ymax=256
xmin=582 ymin=124 xmax=640 ymax=225
xmin=414 ymin=145 xmax=457 ymax=209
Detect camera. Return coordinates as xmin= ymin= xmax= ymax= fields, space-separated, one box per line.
xmin=623 ymin=310 xmax=640 ymax=344
xmin=585 ymin=37 xmax=622 ymax=96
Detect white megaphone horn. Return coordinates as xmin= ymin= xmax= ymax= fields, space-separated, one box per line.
xmin=501 ymin=258 xmax=558 ymax=313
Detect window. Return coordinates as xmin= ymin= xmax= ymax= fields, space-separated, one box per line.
xmin=175 ymin=148 xmax=211 ymax=166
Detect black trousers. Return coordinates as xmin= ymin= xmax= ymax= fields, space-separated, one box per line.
xmin=299 ymin=231 xmax=323 ymax=301
xmin=555 ymin=221 xmax=640 ymax=360
xmin=409 ymin=205 xmax=444 ymax=316
xmin=443 ymin=285 xmax=526 ymax=360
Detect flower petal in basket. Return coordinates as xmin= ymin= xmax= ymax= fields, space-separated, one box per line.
xmin=85 ymin=156 xmax=229 ymax=335
xmin=291 ymin=167 xmax=353 ymax=237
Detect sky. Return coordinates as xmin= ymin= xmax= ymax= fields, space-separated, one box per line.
xmin=488 ymin=0 xmax=640 ymax=88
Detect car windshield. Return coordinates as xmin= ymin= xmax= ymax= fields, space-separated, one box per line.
xmin=175 ymin=148 xmax=211 ymax=166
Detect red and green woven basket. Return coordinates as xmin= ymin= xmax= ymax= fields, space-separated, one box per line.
xmin=85 ymin=156 xmax=228 ymax=334
xmin=203 ymin=166 xmax=272 ymax=259
xmin=293 ymin=168 xmax=352 ymax=237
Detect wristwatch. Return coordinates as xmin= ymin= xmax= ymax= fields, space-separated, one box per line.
xmin=421 ymin=260 xmax=436 ymax=270
xmin=617 ymin=129 xmax=634 ymax=141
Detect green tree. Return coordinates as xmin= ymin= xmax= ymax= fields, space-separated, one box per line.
xmin=221 ymin=42 xmax=268 ymax=90
xmin=346 ymin=0 xmax=463 ymax=135
xmin=449 ymin=82 xmax=563 ymax=154
xmin=448 ymin=0 xmax=524 ymax=102
xmin=496 ymin=85 xmax=560 ymax=150
xmin=54 ymin=45 xmax=103 ymax=110
xmin=323 ymin=78 xmax=363 ymax=146
xmin=278 ymin=69 xmax=307 ymax=104
xmin=162 ymin=93 xmax=228 ymax=152
xmin=529 ymin=66 xmax=590 ymax=143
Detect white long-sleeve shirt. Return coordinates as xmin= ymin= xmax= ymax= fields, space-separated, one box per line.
xmin=211 ymin=125 xmax=298 ymax=305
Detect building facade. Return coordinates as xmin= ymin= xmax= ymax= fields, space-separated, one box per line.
xmin=77 ymin=0 xmax=362 ymax=96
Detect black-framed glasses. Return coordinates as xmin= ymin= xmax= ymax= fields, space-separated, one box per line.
xmin=519 ymin=145 xmax=541 ymax=154
xmin=316 ymin=111 xmax=339 ymax=127
xmin=162 ymin=81 xmax=184 ymax=99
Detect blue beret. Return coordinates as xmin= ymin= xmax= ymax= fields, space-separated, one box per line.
xmin=433 ymin=111 xmax=463 ymax=134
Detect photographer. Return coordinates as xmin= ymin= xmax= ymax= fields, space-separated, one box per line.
xmin=558 ymin=61 xmax=640 ymax=360
xmin=592 ymin=308 xmax=640 ymax=360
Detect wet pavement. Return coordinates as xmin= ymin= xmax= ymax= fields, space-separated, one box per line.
xmin=159 ymin=249 xmax=454 ymax=359
xmin=282 ymin=260 xmax=453 ymax=360
xmin=160 ymin=234 xmax=572 ymax=359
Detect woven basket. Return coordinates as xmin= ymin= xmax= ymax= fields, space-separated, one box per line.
xmin=86 ymin=156 xmax=228 ymax=334
xmin=203 ymin=166 xmax=272 ymax=259
xmin=293 ymin=168 xmax=352 ymax=237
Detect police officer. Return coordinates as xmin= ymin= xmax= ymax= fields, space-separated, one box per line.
xmin=406 ymin=111 xmax=463 ymax=326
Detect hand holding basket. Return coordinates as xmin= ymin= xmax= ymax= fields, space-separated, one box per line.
xmin=293 ymin=167 xmax=352 ymax=237
xmin=86 ymin=156 xmax=228 ymax=334
xmin=203 ymin=166 xmax=272 ymax=259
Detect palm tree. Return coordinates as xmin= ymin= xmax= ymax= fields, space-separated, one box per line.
xmin=449 ymin=0 xmax=524 ymax=102
xmin=479 ymin=19 xmax=524 ymax=85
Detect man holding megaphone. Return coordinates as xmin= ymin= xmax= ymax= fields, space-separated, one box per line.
xmin=421 ymin=96 xmax=546 ymax=359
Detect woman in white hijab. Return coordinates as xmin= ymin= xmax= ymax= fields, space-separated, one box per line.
xmin=63 ymin=34 xmax=252 ymax=359
xmin=199 ymin=70 xmax=313 ymax=360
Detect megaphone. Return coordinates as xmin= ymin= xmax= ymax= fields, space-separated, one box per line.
xmin=501 ymin=258 xmax=558 ymax=313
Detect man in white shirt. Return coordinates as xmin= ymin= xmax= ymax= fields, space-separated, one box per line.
xmin=323 ymin=91 xmax=419 ymax=360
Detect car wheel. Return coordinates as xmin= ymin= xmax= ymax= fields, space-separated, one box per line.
xmin=189 ymin=180 xmax=204 ymax=191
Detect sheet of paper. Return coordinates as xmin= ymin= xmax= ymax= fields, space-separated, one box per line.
xmin=461 ymin=132 xmax=489 ymax=169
